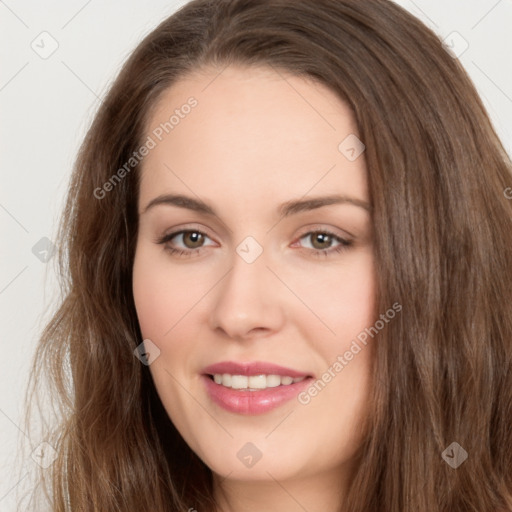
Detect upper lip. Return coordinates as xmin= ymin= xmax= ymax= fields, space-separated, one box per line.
xmin=202 ymin=361 xmax=313 ymax=378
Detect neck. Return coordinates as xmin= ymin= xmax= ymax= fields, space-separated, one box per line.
xmin=212 ymin=464 xmax=352 ymax=512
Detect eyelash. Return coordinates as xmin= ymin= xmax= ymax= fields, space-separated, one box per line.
xmin=155 ymin=228 xmax=353 ymax=259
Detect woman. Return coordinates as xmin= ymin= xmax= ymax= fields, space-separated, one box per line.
xmin=23 ymin=0 xmax=512 ymax=510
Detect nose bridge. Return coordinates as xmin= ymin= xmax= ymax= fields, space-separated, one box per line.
xmin=209 ymin=236 xmax=284 ymax=338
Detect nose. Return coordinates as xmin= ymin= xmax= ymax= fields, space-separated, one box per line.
xmin=208 ymin=245 xmax=286 ymax=340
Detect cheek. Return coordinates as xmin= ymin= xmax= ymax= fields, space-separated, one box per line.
xmin=132 ymin=245 xmax=211 ymax=338
xmin=132 ymin=254 xmax=171 ymax=337
xmin=332 ymin=255 xmax=375 ymax=334
xmin=287 ymin=250 xmax=376 ymax=340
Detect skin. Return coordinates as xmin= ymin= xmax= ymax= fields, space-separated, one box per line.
xmin=132 ymin=64 xmax=376 ymax=512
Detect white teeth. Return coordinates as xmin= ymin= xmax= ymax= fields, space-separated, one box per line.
xmin=211 ymin=373 xmax=306 ymax=390
xmin=266 ymin=374 xmax=281 ymax=388
xmin=231 ymin=375 xmax=248 ymax=389
xmin=222 ymin=373 xmax=232 ymax=387
xmin=248 ymin=375 xmax=266 ymax=388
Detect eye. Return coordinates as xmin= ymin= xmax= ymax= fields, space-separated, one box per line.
xmin=155 ymin=229 xmax=216 ymax=258
xmin=155 ymin=228 xmax=353 ymax=259
xmin=294 ymin=230 xmax=353 ymax=257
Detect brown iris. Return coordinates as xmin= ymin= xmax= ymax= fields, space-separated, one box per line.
xmin=309 ymin=232 xmax=333 ymax=250
xmin=182 ymin=231 xmax=205 ymax=249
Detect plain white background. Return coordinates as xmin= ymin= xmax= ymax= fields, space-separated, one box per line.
xmin=1 ymin=0 xmax=511 ymax=509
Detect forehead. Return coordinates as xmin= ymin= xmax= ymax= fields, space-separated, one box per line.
xmin=138 ymin=64 xmax=368 ymax=212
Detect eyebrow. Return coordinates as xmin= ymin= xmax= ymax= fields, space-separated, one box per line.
xmin=141 ymin=193 xmax=372 ymax=218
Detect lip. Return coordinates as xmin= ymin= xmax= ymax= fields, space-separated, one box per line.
xmin=201 ymin=375 xmax=313 ymax=415
xmin=201 ymin=360 xmax=314 ymax=415
xmin=202 ymin=361 xmax=312 ymax=378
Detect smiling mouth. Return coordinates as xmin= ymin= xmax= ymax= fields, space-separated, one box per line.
xmin=201 ymin=365 xmax=314 ymax=414
xmin=206 ymin=373 xmax=310 ymax=391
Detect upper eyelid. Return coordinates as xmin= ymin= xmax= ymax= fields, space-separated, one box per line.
xmin=295 ymin=224 xmax=354 ymax=240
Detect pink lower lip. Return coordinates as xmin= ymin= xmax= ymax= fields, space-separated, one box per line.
xmin=202 ymin=375 xmax=313 ymax=415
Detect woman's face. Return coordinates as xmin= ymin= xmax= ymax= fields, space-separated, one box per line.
xmin=132 ymin=64 xmax=375 ymax=486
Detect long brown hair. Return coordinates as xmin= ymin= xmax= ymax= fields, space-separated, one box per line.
xmin=21 ymin=0 xmax=512 ymax=510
